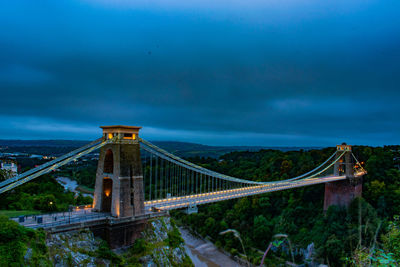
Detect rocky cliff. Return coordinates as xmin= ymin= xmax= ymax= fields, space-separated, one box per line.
xmin=45 ymin=216 xmax=193 ymax=266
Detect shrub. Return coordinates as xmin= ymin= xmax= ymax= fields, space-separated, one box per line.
xmin=96 ymin=240 xmax=122 ymax=264
xmin=0 ymin=215 xmax=50 ymax=266
xmin=166 ymin=228 xmax=184 ymax=248
xmin=132 ymin=238 xmax=147 ymax=254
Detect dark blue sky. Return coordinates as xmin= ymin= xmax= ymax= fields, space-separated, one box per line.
xmin=0 ymin=0 xmax=399 ymax=146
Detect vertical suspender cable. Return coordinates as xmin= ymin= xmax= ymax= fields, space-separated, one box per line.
xmin=177 ymin=165 xmax=179 ymax=196
xmin=206 ymin=175 xmax=208 ymax=193
xmin=168 ymin=160 xmax=170 ymax=197
xmin=183 ymin=168 xmax=185 ymax=196
xmin=180 ymin=165 xmax=183 ymax=196
xmin=149 ymin=154 xmax=152 ymax=201
xmin=181 ymin=166 xmax=183 ymax=196
xmin=174 ymin=163 xmax=177 ymax=197
xmin=163 ymin=159 xmax=166 ymax=198
xmin=213 ymin=176 xmax=214 ymax=192
xmin=145 ymin=153 xmax=147 ymax=201
xmin=184 ymin=168 xmax=186 ymax=196
xmin=177 ymin=165 xmax=180 ymax=196
xmin=179 ymin=165 xmax=181 ymax=196
xmin=160 ymin=158 xmax=164 ymax=199
xmin=155 ymin=156 xmax=158 ymax=200
xmin=200 ymin=173 xmax=202 ymax=194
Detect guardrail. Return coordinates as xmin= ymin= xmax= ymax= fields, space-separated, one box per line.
xmin=25 ymin=213 xmax=109 ymax=229
xmin=17 ymin=210 xmax=168 ymax=231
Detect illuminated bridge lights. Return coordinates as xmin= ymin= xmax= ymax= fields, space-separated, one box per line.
xmin=144 ymin=175 xmax=347 ymax=211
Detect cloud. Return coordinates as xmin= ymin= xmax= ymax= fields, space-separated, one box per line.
xmin=0 ymin=65 xmax=51 ymax=84
xmin=0 ymin=0 xmax=399 ymax=145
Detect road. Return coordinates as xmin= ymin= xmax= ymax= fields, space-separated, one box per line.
xmin=11 ymin=209 xmax=108 ymax=229
xmin=180 ymin=227 xmax=246 ymax=267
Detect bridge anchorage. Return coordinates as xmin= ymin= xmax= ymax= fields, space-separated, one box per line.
xmin=1 ymin=125 xmax=367 ymax=248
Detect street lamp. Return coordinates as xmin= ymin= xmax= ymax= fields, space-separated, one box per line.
xmin=68 ymin=205 xmax=73 ymax=224
xmin=259 ymin=233 xmax=294 ymax=267
xmin=220 ymin=229 xmax=250 ymax=267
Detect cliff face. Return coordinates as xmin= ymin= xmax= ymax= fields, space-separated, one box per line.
xmin=45 ymin=216 xmax=193 ymax=266
xmin=134 ymin=216 xmax=193 ymax=266
xmin=46 ymin=230 xmax=108 ymax=266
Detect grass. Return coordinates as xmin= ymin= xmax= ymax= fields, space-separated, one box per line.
xmin=76 ymin=185 xmax=94 ymax=194
xmin=0 ymin=210 xmax=41 ymax=218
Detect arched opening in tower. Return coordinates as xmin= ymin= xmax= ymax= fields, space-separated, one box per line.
xmin=103 ymin=149 xmax=114 ymax=174
xmin=102 ymin=177 xmax=113 ymax=212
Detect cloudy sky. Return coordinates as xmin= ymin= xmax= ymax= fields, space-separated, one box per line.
xmin=0 ymin=0 xmax=399 ymax=146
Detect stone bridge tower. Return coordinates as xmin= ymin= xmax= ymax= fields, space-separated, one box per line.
xmin=93 ymin=126 xmax=145 ymax=217
xmin=323 ymin=143 xmax=363 ymax=211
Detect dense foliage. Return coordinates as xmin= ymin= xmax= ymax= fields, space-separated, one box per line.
xmin=0 ymin=215 xmax=50 ymax=266
xmin=173 ymin=145 xmax=400 ymax=266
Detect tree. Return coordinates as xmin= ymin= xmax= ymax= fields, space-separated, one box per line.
xmin=0 ymin=169 xmax=13 ymax=181
xmin=367 ymin=180 xmax=385 ymax=203
xmin=204 ymin=217 xmax=217 ymax=236
xmin=253 ymin=215 xmax=271 ymax=248
xmin=381 ymin=216 xmax=400 ymax=262
xmin=76 ymin=193 xmax=92 ymax=205
xmin=0 ymin=215 xmax=50 ymax=266
xmin=280 ymin=159 xmax=293 ymax=174
xmin=33 ymin=194 xmax=57 ymax=211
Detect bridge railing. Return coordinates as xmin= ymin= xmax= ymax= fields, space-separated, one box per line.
xmin=22 ymin=212 xmax=109 ymax=229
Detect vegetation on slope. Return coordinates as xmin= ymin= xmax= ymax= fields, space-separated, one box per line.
xmin=0 ymin=215 xmax=51 ymax=266
xmin=0 ymin=214 xmax=192 ymax=266
xmin=117 ymin=217 xmax=192 ymax=266
xmin=173 ymin=145 xmax=400 ymax=266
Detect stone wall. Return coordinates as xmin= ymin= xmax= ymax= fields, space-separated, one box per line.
xmin=323 ymin=179 xmax=362 ymax=211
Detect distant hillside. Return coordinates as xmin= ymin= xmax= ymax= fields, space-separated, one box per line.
xmin=0 ymin=139 xmax=321 ymax=158
xmin=152 ymin=141 xmax=320 ymax=158
xmin=0 ymin=140 xmax=88 ymax=147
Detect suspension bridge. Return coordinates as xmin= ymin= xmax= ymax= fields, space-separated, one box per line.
xmin=1 ymin=126 xmax=366 ymax=248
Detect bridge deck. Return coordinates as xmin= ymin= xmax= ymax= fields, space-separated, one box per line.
xmin=144 ymin=175 xmax=347 ymax=211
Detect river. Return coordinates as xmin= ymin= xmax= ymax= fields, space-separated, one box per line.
xmin=55 ymin=177 xmax=93 ymax=198
xmin=180 ymin=227 xmax=246 ymax=267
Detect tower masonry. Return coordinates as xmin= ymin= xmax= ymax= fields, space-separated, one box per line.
xmin=93 ymin=126 xmax=145 ymax=217
xmin=323 ymin=143 xmax=363 ymax=211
